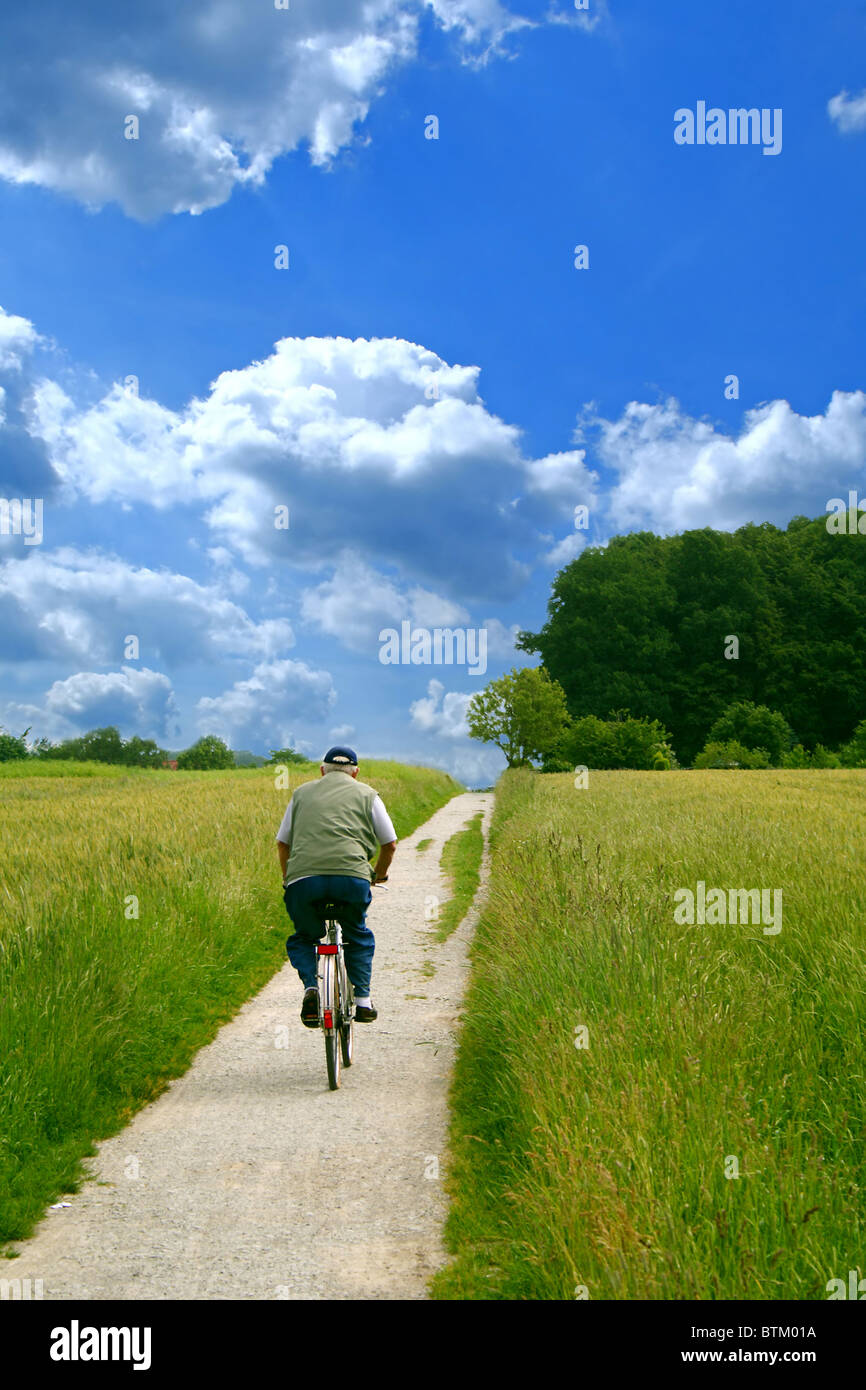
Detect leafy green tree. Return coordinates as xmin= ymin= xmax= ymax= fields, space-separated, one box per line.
xmin=176 ymin=734 xmax=235 ymax=770
xmin=37 ymin=737 xmax=77 ymax=760
xmin=122 ymin=736 xmax=168 ymax=769
xmin=40 ymin=726 xmax=127 ymax=764
xmin=267 ymin=747 xmax=312 ymax=765
xmin=33 ymin=728 xmax=165 ymax=766
xmin=519 ymin=532 xmax=680 ymax=740
xmin=545 ymin=714 xmax=614 ymax=771
xmin=467 ymin=666 xmax=570 ymax=768
xmin=0 ymin=726 xmax=29 ymax=762
xmin=77 ymin=726 xmax=126 ymax=764
xmin=706 ymin=701 xmax=793 ymax=766
xmin=519 ymin=516 xmax=866 ymax=764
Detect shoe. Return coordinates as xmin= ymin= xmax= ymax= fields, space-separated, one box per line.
xmin=301 ymin=987 xmax=320 ymax=1028
xmin=355 ymin=1002 xmax=378 ymax=1022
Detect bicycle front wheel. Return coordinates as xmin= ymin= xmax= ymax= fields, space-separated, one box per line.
xmin=340 ymin=973 xmax=354 ymax=1067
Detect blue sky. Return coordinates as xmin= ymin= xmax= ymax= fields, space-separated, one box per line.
xmin=1 ymin=0 xmax=864 ymax=785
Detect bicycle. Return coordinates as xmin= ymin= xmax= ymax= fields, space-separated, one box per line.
xmin=314 ymin=899 xmax=355 ymax=1090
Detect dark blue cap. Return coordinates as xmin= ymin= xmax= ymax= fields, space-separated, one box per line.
xmin=322 ymin=745 xmax=358 ymax=765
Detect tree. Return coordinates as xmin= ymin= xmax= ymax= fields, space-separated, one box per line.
xmin=122 ymin=736 xmax=168 ymax=769
xmin=37 ymin=736 xmax=80 ymax=760
xmin=518 ymin=516 xmax=866 ymax=764
xmin=467 ymin=666 xmax=570 ymax=768
xmin=33 ymin=728 xmax=165 ymax=767
xmin=706 ymin=701 xmax=793 ymax=767
xmin=0 ymin=726 xmax=29 ymax=762
xmin=519 ymin=531 xmax=680 ymax=740
xmin=78 ymin=726 xmax=126 ymax=764
xmin=40 ymin=726 xmax=126 ymax=764
xmin=176 ymin=735 xmax=235 ymax=770
xmin=267 ymin=747 xmax=312 ymax=765
xmin=543 ymin=713 xmax=613 ymax=772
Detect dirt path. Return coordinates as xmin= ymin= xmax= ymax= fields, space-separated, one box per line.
xmin=8 ymin=791 xmax=493 ymax=1301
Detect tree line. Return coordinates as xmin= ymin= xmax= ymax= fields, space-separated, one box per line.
xmin=468 ymin=515 xmax=866 ymax=770
xmin=0 ymin=727 xmax=313 ymax=770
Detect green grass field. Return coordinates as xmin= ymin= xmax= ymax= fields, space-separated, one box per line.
xmin=0 ymin=759 xmax=460 ymax=1247
xmin=431 ymin=767 xmax=866 ymax=1301
xmin=434 ymin=812 xmax=484 ymax=941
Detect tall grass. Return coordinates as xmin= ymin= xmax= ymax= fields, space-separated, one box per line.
xmin=432 ymin=768 xmax=866 ymax=1300
xmin=435 ymin=813 xmax=484 ymax=941
xmin=0 ymin=759 xmax=144 ymax=779
xmin=0 ymin=760 xmax=460 ymax=1245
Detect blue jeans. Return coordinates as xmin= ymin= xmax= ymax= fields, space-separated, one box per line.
xmin=283 ymin=874 xmax=374 ymax=994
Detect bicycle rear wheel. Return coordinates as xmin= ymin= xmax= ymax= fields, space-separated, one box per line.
xmin=321 ymin=953 xmax=341 ymax=1090
xmin=325 ymin=1028 xmax=340 ymax=1090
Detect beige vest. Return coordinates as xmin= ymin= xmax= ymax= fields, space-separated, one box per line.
xmin=284 ymin=773 xmax=379 ymax=883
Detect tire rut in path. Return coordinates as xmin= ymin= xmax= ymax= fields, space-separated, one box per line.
xmin=9 ymin=791 xmax=493 ymax=1301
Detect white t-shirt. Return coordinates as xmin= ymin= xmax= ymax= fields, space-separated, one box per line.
xmin=276 ymin=793 xmax=397 ymax=886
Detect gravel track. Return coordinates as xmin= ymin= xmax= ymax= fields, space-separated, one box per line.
xmin=8 ymin=791 xmax=492 ymax=1301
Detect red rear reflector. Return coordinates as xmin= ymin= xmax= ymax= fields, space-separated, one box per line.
xmin=317 ymin=944 xmax=338 ymax=954
xmin=323 ymin=1010 xmax=333 ymax=1028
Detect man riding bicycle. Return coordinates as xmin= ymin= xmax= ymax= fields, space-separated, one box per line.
xmin=276 ymin=746 xmax=397 ymax=1027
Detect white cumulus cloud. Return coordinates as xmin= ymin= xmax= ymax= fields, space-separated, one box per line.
xmin=195 ymin=657 xmax=337 ymax=747
xmin=31 ymin=333 xmax=543 ymax=599
xmin=0 ymin=547 xmax=295 ymax=668
xmin=0 ymin=1 xmax=539 ymax=219
xmin=409 ymin=678 xmax=472 ymax=737
xmin=300 ymin=552 xmax=470 ymax=654
xmin=34 ymin=667 xmax=179 ymax=745
xmin=584 ymin=391 xmax=866 ymax=535
xmin=0 ymin=307 xmax=40 ymax=372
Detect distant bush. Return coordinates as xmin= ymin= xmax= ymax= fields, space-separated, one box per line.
xmin=812 ymin=745 xmax=843 ymax=769
xmin=176 ymin=735 xmax=235 ymax=770
xmin=0 ymin=727 xmax=29 ymax=762
xmin=541 ymin=714 xmax=611 ymax=772
xmin=266 ymin=747 xmax=314 ymax=766
xmin=542 ymin=711 xmax=677 ymax=772
xmin=781 ymin=743 xmax=842 ymax=769
xmin=706 ymin=701 xmax=793 ymax=767
xmin=839 ymin=719 xmax=866 ymax=768
xmin=693 ymin=740 xmax=771 ymax=769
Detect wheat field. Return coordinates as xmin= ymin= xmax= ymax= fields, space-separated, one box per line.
xmin=0 ymin=760 xmax=459 ymax=1245
xmin=433 ymin=768 xmax=866 ymax=1300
